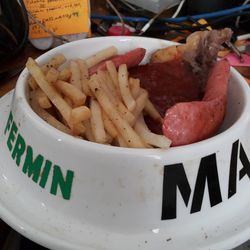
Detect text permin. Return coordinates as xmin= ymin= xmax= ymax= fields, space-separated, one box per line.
xmin=4 ymin=112 xmax=74 ymax=200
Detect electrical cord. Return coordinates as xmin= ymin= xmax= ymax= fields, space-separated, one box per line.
xmin=139 ymin=9 xmax=165 ymax=35
xmin=172 ymin=0 xmax=186 ymax=18
xmin=142 ymin=11 xmax=250 ymax=33
xmin=106 ymin=0 xmax=125 ymax=34
xmin=136 ymin=0 xmax=186 ymax=35
xmin=91 ymin=4 xmax=250 ymax=23
xmin=124 ymin=11 xmax=250 ymax=37
xmin=196 ymin=11 xmax=250 ymax=29
xmin=235 ymin=0 xmax=250 ymax=28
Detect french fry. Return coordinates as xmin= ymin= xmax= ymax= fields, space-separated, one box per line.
xmin=83 ymin=120 xmax=95 ymax=142
xmin=94 ymin=73 xmax=135 ymax=125
xmin=76 ymin=59 xmax=88 ymax=78
xmin=41 ymin=54 xmax=66 ymax=73
xmin=27 ymin=76 xmax=38 ymax=90
xmin=46 ymin=67 xmax=59 ymax=83
xmin=54 ymin=80 xmax=86 ymax=106
xmin=118 ymin=64 xmax=136 ymax=111
xmin=36 ymin=88 xmax=52 ymax=109
xmin=102 ymin=109 xmax=118 ymax=138
xmin=72 ymin=122 xmax=86 ymax=136
xmin=116 ymin=134 xmax=128 ymax=147
xmin=69 ymin=106 xmax=90 ymax=136
xmin=88 ymin=76 xmax=145 ymax=148
xmin=129 ymin=77 xmax=140 ymax=99
xmin=85 ymin=46 xmax=118 ymax=68
xmin=38 ymin=97 xmax=52 ymax=109
xmin=76 ymin=59 xmax=92 ymax=96
xmin=26 ymin=58 xmax=72 ymax=127
xmin=144 ymin=99 xmax=162 ymax=121
xmin=27 ymin=48 xmax=168 ymax=149
xmin=132 ymin=89 xmax=148 ymax=122
xmin=30 ymin=90 xmax=72 ymax=135
xmin=70 ymin=60 xmax=82 ymax=91
xmin=116 ymin=102 xmax=135 ymax=125
xmin=58 ymin=68 xmax=72 ymax=81
xmin=96 ymin=71 xmax=117 ymax=104
xmin=105 ymin=133 xmax=113 ymax=145
xmin=71 ymin=106 xmax=91 ymax=124
xmin=103 ymin=69 xmax=118 ymax=98
xmin=90 ymin=98 xmax=107 ymax=144
xmin=82 ymin=78 xmax=92 ymax=97
xmin=106 ymin=60 xmax=121 ymax=98
xmin=96 ymin=69 xmax=107 ymax=83
xmin=134 ymin=115 xmax=171 ymax=148
xmin=64 ymin=96 xmax=73 ymax=107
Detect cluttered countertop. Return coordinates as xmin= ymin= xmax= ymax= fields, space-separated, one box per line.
xmin=0 ymin=0 xmax=250 ymax=249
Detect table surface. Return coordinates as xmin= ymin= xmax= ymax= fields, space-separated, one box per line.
xmin=0 ymin=0 xmax=250 ymax=249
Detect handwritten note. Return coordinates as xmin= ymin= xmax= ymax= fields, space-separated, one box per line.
xmin=23 ymin=0 xmax=90 ymax=39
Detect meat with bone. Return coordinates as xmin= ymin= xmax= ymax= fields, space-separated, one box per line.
xmin=130 ymin=29 xmax=232 ymax=146
xmin=181 ymin=28 xmax=232 ymax=88
xmin=151 ymin=28 xmax=232 ymax=89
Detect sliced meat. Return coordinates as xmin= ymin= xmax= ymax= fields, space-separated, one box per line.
xmin=129 ymin=59 xmax=202 ymax=117
xmin=129 ymin=58 xmax=202 ymax=134
xmin=89 ymin=48 xmax=146 ymax=75
xmin=162 ymin=59 xmax=230 ymax=146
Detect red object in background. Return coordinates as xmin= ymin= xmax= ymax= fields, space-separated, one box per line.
xmin=107 ymin=25 xmax=131 ymax=36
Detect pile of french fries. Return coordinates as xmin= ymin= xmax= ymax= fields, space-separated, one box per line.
xmin=26 ymin=46 xmax=171 ymax=148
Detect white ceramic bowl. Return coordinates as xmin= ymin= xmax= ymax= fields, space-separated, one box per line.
xmin=0 ymin=37 xmax=250 ymax=250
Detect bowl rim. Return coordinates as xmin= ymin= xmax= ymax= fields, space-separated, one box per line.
xmin=1 ymin=89 xmax=250 ymax=250
xmin=14 ymin=36 xmax=250 ymax=156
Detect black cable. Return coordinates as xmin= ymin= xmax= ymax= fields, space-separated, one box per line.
xmin=155 ymin=11 xmax=250 ymax=32
xmin=207 ymin=11 xmax=250 ymax=26
xmin=240 ymin=17 xmax=250 ymax=24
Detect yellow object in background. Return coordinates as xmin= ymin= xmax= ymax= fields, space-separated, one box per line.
xmin=23 ymin=0 xmax=90 ymax=39
xmin=245 ymin=77 xmax=250 ymax=86
xmin=196 ymin=19 xmax=212 ymax=30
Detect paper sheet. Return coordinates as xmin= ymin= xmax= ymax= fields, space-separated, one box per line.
xmin=24 ymin=0 xmax=90 ymax=39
